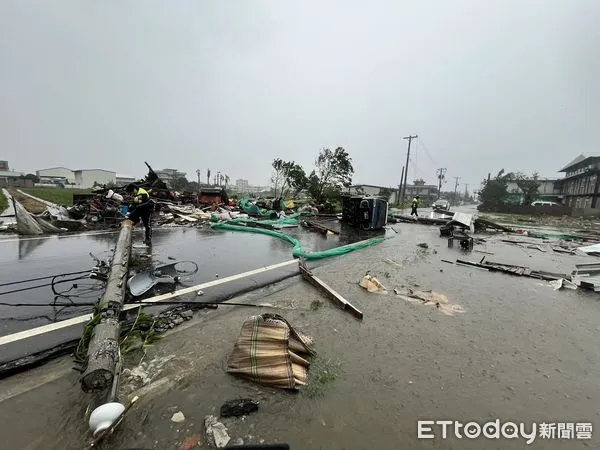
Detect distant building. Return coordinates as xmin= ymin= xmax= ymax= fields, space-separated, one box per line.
xmin=348 ymin=184 xmax=393 ymax=197
xmin=37 ymin=167 xmax=76 ymax=184
xmin=36 ymin=167 xmax=117 ymax=188
xmin=404 ymin=184 xmax=439 ymax=198
xmin=350 ymin=183 xmax=438 ymax=203
xmin=236 ymin=179 xmax=249 ymax=190
xmin=505 ymin=178 xmax=560 ymax=204
xmin=74 ymin=169 xmax=116 ymax=188
xmin=0 ymin=161 xmax=8 ymax=170
xmin=555 ymin=154 xmax=600 ymax=210
xmin=116 ymin=174 xmax=136 ymax=186
xmin=0 ymin=169 xmax=29 ymax=188
xmin=155 ymin=168 xmax=187 ymax=187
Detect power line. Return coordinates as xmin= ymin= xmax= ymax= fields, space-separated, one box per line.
xmin=418 ymin=137 xmax=438 ymax=167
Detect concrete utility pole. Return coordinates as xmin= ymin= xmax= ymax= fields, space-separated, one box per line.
xmin=452 ymin=177 xmax=461 ymax=206
xmin=436 ymin=168 xmax=447 ymax=199
xmin=401 ymin=135 xmax=418 ymax=208
xmin=81 ymin=219 xmax=133 ymax=392
xmin=397 ymin=165 xmax=405 ymax=205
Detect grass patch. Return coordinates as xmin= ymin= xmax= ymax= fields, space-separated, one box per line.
xmin=0 ymin=190 xmax=7 ymax=214
xmin=305 ymin=357 xmax=342 ymax=398
xmin=20 ymin=187 xmax=92 ymax=206
xmin=8 ymin=190 xmax=47 ymax=214
xmin=310 ymin=299 xmax=323 ymax=311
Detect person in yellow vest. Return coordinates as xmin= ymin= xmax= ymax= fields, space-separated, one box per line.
xmin=125 ymin=183 xmax=154 ymax=245
xmin=411 ymin=195 xmax=420 ymax=218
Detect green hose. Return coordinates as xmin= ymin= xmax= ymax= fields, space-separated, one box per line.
xmin=211 ymin=222 xmax=387 ymax=260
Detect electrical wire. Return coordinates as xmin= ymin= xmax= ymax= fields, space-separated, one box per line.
xmin=418 ymin=137 xmax=439 ymax=167
xmin=0 ymin=274 xmax=93 ymax=296
xmin=0 ymin=270 xmax=91 ymax=288
xmin=0 ymin=300 xmax=296 ymax=309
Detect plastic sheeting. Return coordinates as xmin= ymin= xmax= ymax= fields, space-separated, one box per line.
xmin=13 ymin=198 xmax=43 ymax=235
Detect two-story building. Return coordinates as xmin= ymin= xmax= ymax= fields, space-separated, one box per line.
xmin=555 ymin=154 xmax=600 ymax=210
xmin=504 ymin=178 xmax=561 ymax=204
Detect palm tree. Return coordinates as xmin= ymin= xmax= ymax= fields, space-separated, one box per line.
xmin=224 ymin=175 xmax=230 ymax=186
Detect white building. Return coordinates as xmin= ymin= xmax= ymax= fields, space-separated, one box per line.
xmin=116 ymin=174 xmax=136 ymax=186
xmin=74 ymin=169 xmax=116 ymax=188
xmin=36 ymin=167 xmax=76 ymax=184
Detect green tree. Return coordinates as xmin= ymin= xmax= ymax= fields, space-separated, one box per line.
xmin=307 ymin=147 xmax=354 ymax=205
xmin=271 ymin=159 xmax=307 ymax=198
xmin=515 ymin=172 xmax=541 ymax=205
xmin=478 ymin=169 xmax=513 ymax=208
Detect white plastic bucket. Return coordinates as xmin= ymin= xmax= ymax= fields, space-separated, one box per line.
xmin=106 ymin=189 xmax=124 ymax=202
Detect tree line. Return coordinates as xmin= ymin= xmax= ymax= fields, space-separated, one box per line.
xmin=478 ymin=169 xmax=541 ymax=208
xmin=270 ymin=147 xmax=354 ymax=205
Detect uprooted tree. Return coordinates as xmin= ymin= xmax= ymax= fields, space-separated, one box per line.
xmin=307 ymin=147 xmax=354 ymax=205
xmin=271 ymin=159 xmax=308 ymax=199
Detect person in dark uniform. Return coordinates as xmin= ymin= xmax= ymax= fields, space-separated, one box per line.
xmin=125 ymin=183 xmax=154 ymax=245
xmin=411 ymin=195 xmax=420 ymax=217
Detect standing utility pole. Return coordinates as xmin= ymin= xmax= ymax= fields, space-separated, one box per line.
xmin=464 ymin=184 xmax=469 ymax=201
xmin=401 ymin=135 xmax=418 ymax=207
xmin=397 ymin=165 xmax=405 ymax=205
xmin=452 ymin=177 xmax=461 ymax=206
xmin=436 ymin=168 xmax=447 ymax=199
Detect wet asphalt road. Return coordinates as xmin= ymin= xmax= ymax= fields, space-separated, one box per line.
xmin=0 ymin=222 xmax=379 ymax=364
xmin=1 ymin=218 xmax=599 ymax=449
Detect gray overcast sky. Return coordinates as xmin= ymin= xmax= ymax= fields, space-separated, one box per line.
xmin=1 ymin=1 xmax=599 ymax=193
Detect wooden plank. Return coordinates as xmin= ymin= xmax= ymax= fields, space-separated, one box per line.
xmin=298 ymin=260 xmax=363 ymax=320
xmin=305 ymin=220 xmax=340 ymax=235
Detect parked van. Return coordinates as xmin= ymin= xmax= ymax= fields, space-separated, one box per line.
xmin=531 ymin=201 xmax=560 ymax=207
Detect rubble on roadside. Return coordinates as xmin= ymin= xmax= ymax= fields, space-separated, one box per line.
xmin=359 ymin=274 xmax=387 ymax=293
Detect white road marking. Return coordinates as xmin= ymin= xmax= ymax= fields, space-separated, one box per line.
xmin=0 ymin=258 xmax=298 ymax=346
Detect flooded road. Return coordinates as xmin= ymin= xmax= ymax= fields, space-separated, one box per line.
xmin=1 ymin=221 xmax=598 ymax=449
xmin=0 ymin=224 xmax=374 ymax=364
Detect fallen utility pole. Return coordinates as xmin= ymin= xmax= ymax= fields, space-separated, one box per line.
xmin=298 ymin=259 xmax=363 ymax=320
xmin=80 ymin=219 xmax=133 ymax=393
